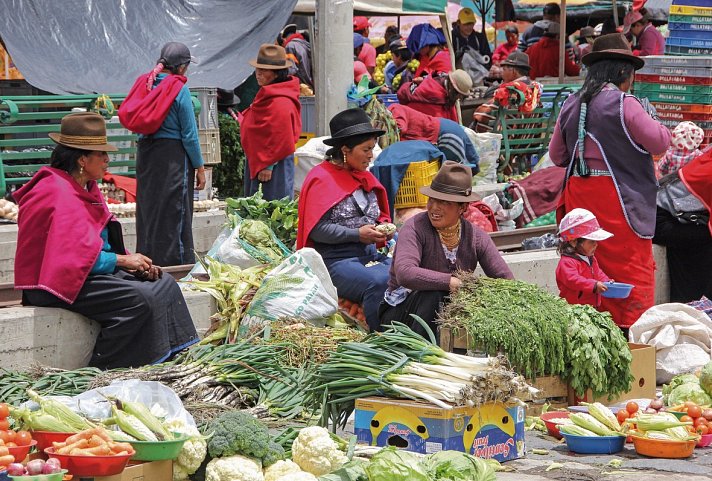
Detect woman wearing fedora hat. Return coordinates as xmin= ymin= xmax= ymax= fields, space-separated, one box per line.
xmin=380 ymin=161 xmax=513 ymax=337
xmin=397 ymin=69 xmax=472 ymax=122
xmin=297 ymin=109 xmax=392 ymax=332
xmin=240 ymin=43 xmax=301 ymax=201
xmin=13 ymin=112 xmax=198 ymax=369
xmin=549 ymin=33 xmax=670 ymax=329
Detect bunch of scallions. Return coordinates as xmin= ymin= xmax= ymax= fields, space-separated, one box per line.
xmin=307 ymin=319 xmax=537 ymax=428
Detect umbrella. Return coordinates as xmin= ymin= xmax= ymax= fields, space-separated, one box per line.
xmin=406 ymin=23 xmax=447 ymax=52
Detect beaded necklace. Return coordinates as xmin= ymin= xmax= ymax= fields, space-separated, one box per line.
xmin=437 ymin=221 xmax=461 ymax=250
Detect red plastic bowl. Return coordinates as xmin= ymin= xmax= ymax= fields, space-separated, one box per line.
xmin=30 ymin=432 xmax=73 ymax=452
xmin=540 ymin=411 xmax=573 ymax=439
xmin=44 ymin=447 xmax=134 ymax=477
xmin=697 ymin=433 xmax=712 ymax=448
xmin=7 ymin=440 xmax=38 ymax=462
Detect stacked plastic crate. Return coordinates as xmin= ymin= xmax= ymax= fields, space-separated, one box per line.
xmin=634 ymin=56 xmax=712 ymax=149
xmin=667 ymin=1 xmax=712 ymax=56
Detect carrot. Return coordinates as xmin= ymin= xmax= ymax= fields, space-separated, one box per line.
xmin=0 ymin=446 xmax=8 ymax=457
xmin=88 ymin=434 xmax=106 ymax=448
xmin=341 ymin=299 xmax=352 ymax=309
xmin=356 ymin=313 xmax=366 ymax=322
xmin=83 ymin=444 xmax=111 ymax=456
xmin=58 ymin=439 xmax=89 ymax=455
xmin=348 ymin=304 xmax=359 ymax=317
xmin=109 ymin=442 xmax=133 ymax=453
xmin=0 ymin=455 xmax=14 ymax=466
xmin=64 ymin=430 xmax=93 ymax=445
xmin=70 ymin=448 xmax=96 ymax=456
xmin=113 ymin=450 xmax=129 ymax=456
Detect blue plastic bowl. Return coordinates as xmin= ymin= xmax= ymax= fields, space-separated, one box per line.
xmin=601 ymin=282 xmax=634 ymax=299
xmin=562 ymin=433 xmax=626 ymax=454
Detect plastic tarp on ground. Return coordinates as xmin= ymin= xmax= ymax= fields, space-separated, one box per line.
xmin=0 ymin=0 xmax=297 ymax=94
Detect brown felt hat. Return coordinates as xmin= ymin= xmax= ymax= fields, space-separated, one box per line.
xmin=48 ymin=112 xmax=118 ymax=152
xmin=419 ymin=161 xmax=480 ymax=203
xmin=249 ymin=44 xmax=293 ymax=70
xmin=581 ymin=33 xmax=644 ymax=69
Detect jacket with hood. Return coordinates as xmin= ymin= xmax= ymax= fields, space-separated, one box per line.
xmin=526 ymin=36 xmax=580 ymax=79
xmin=284 ymin=33 xmax=313 ymax=87
xmin=452 ymin=25 xmax=492 ymax=67
xmin=397 ymin=75 xmax=457 ymax=121
xmin=240 ymin=76 xmax=302 ymax=178
xmin=556 ymin=252 xmax=611 ymax=308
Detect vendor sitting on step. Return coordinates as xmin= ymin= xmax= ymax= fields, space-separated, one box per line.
xmin=13 ymin=112 xmax=198 ymax=370
xmin=297 ymin=108 xmax=393 ymax=332
xmin=380 ymin=161 xmax=513 ymax=338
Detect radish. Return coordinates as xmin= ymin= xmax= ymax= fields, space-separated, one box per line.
xmin=26 ymin=459 xmax=45 ymax=475
xmin=6 ymin=463 xmax=25 ymax=476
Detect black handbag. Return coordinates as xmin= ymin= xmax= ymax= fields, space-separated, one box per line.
xmin=656 ymin=171 xmax=709 ymax=226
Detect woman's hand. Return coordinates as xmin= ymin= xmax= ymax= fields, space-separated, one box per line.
xmin=140 ymin=265 xmax=163 ymax=281
xmin=359 ymin=225 xmax=387 ymax=244
xmin=449 ymin=276 xmax=462 ymax=293
xmin=196 ymin=167 xmax=207 ymax=191
xmin=117 ymin=253 xmax=151 ymax=271
xmin=258 ymin=169 xmax=273 ymax=182
xmin=595 ymin=281 xmax=609 ymax=293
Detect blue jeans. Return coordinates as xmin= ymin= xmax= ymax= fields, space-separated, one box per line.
xmin=244 ymin=154 xmax=295 ymax=201
xmin=325 ymin=248 xmax=392 ymax=331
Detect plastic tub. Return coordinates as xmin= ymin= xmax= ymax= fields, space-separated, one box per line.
xmin=129 ymin=433 xmax=188 ymax=461
xmin=668 ymin=411 xmax=687 ymax=420
xmin=540 ymin=412 xmax=572 ymax=440
xmin=44 ymin=447 xmax=133 ymax=477
xmin=697 ymin=433 xmax=712 ymax=448
xmin=7 ymin=440 xmax=38 ymax=462
xmin=29 ymin=432 xmax=73 ymax=452
xmin=602 ymin=282 xmax=634 ymax=299
xmin=632 ymin=436 xmax=696 ymax=458
xmin=8 ymin=470 xmax=67 ymax=481
xmin=561 ymin=433 xmax=626 ymax=454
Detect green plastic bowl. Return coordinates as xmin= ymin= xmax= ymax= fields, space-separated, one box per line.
xmin=8 ymin=469 xmax=68 ymax=481
xmin=128 ymin=433 xmax=188 ymax=461
xmin=668 ymin=411 xmax=687 ymax=420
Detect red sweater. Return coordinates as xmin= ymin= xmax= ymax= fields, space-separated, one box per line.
xmin=556 ymin=254 xmax=611 ymax=308
xmin=526 ymin=37 xmax=580 ymax=80
xmin=397 ymin=76 xmax=457 ymax=121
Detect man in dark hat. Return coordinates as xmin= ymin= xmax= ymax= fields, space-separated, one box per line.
xmin=576 ymin=26 xmax=596 ymax=60
xmin=526 ymin=22 xmax=580 ymax=79
xmin=280 ymin=23 xmax=313 ymax=88
xmin=384 ymin=38 xmax=413 ymax=92
xmin=518 ymin=2 xmax=560 ymax=51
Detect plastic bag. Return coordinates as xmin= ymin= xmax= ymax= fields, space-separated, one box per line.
xmin=73 ymin=379 xmax=196 ymax=427
xmin=521 ymin=233 xmax=559 ymax=250
xmin=185 ymin=223 xmax=262 ymax=280
xmin=295 ymin=136 xmax=330 ymax=189
xmin=467 ymin=130 xmax=501 ymax=185
xmin=239 ymin=248 xmax=339 ymax=337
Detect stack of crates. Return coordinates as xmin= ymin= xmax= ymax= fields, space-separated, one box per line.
xmin=190 ymin=87 xmax=221 ymax=167
xmin=667 ymin=1 xmax=712 ymax=56
xmin=634 ymin=56 xmax=712 ymax=149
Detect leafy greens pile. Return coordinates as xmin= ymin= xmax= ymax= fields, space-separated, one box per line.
xmin=226 ymin=188 xmax=298 ymax=248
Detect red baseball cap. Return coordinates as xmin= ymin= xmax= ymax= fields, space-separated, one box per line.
xmin=353 ymin=16 xmax=371 ymax=32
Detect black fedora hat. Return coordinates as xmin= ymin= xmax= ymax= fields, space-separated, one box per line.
xmin=582 ymin=33 xmax=644 ymax=70
xmin=217 ymin=88 xmax=239 ymax=108
xmin=501 ymin=51 xmax=531 ymax=71
xmin=323 ymin=108 xmax=385 ymax=146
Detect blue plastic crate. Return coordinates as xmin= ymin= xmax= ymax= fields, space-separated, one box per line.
xmin=673 ymin=0 xmax=712 ymax=6
xmin=667 ymin=36 xmax=712 ymax=49
xmin=642 ymin=55 xmax=712 ymax=67
xmin=666 ymin=44 xmax=712 ymax=55
xmin=669 ymin=27 xmax=712 ymax=39
xmin=670 ymin=21 xmax=712 ymax=31
xmin=376 ymin=94 xmax=399 ymax=107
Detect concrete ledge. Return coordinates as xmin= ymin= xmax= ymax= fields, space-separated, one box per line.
xmin=0 ymin=289 xmax=216 ymax=370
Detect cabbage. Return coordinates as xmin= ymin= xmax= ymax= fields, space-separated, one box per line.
xmin=700 ymin=361 xmax=712 ymax=397
xmin=424 ymin=451 xmax=497 ymax=481
xmin=662 ymin=374 xmax=700 ymax=404
xmin=364 ymin=448 xmax=430 ymax=481
xmin=318 ymin=460 xmax=368 ymax=481
xmin=668 ymin=382 xmax=712 ymax=407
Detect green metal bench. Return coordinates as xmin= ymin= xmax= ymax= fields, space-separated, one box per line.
xmin=0 ymin=93 xmax=203 ymax=196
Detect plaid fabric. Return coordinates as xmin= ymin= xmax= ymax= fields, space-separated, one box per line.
xmin=659 ymin=148 xmax=703 ymax=177
xmin=687 ymin=296 xmax=712 ymax=320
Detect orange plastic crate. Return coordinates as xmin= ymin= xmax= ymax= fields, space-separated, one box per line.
xmin=394 ymin=159 xmax=440 ymax=209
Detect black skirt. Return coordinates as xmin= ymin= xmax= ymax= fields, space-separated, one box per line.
xmin=23 ymin=271 xmax=198 ymax=370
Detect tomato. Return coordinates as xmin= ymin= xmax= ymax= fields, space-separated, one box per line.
xmin=0 ymin=404 xmax=9 ymax=420
xmin=688 ymin=405 xmax=703 ymax=419
xmin=617 ymin=410 xmax=630 ymax=423
xmin=0 ymin=432 xmax=10 ymax=444
xmin=14 ymin=431 xmax=32 ymax=447
xmin=694 ymin=417 xmax=708 ymax=428
xmin=4 ymin=442 xmax=16 ymax=448
xmin=680 ymin=415 xmax=694 ymax=423
xmin=4 ymin=431 xmax=15 ymax=444
xmin=697 ymin=425 xmax=709 ymax=435
xmin=0 ymin=420 xmax=9 ymax=432
xmin=626 ymin=402 xmax=639 ymax=415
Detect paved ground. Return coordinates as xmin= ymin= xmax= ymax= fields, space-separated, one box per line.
xmin=498 ymin=431 xmax=712 ymax=480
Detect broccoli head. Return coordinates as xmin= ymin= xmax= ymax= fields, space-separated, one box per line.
xmin=207 ymin=411 xmax=270 ymax=459
xmin=261 ymin=440 xmax=286 ymax=467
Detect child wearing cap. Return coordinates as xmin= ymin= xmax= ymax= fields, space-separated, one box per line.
xmin=658 ymin=121 xmax=705 ymax=178
xmin=556 ymin=208 xmax=613 ymax=308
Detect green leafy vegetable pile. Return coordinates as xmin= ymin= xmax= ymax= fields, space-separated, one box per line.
xmin=226 ymin=189 xmax=298 ymax=248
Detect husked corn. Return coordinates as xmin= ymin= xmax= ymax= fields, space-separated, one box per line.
xmin=582 ymin=402 xmax=621 ymax=431
xmin=111 ymin=405 xmax=158 ymax=442
xmin=558 ymin=424 xmax=598 ymax=437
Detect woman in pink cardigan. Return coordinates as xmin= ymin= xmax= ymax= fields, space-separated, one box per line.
xmin=379 ymin=161 xmax=513 ymax=337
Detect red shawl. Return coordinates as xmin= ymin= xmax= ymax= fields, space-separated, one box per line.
xmin=414 ymin=49 xmax=452 ymax=77
xmin=118 ymin=73 xmax=186 ymax=134
xmin=13 ymin=167 xmax=114 ymax=304
xmin=679 ymin=148 xmax=712 ymax=236
xmin=240 ymin=77 xmax=302 ymax=179
xmin=296 ymin=161 xmax=390 ymax=249
xmin=103 ymin=173 xmax=137 ymax=202
xmin=388 ymin=104 xmax=440 ymax=143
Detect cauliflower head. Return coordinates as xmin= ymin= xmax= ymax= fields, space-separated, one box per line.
xmin=206 ymin=454 xmax=263 ymax=481
xmin=291 ymin=426 xmax=347 ymax=477
xmin=264 ymin=460 xmax=302 ymax=481
xmin=165 ymin=419 xmax=207 ymax=481
xmin=275 ymin=473 xmax=318 ymax=481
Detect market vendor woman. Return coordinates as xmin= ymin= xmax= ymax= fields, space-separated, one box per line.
xmin=14 ymin=113 xmax=199 ymax=370
xmin=297 ymin=109 xmax=392 ymax=332
xmin=380 ymin=161 xmax=513 ymax=336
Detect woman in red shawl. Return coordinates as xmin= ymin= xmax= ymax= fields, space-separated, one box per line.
xmin=14 ymin=113 xmax=198 ymax=369
xmin=240 ymin=44 xmax=301 ymax=201
xmin=297 ymin=109 xmax=392 ymax=332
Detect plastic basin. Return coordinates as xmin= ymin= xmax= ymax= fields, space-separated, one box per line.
xmin=562 ymin=433 xmax=626 ymax=454
xmin=129 ymin=433 xmax=188 ymax=461
xmin=697 ymin=433 xmax=712 ymax=448
xmin=668 ymin=411 xmax=687 ymax=420
xmin=540 ymin=412 xmax=572 ymax=440
xmin=30 ymin=432 xmax=73 ymax=452
xmin=632 ymin=436 xmax=696 ymax=458
xmin=8 ymin=470 xmax=68 ymax=481
xmin=44 ymin=447 xmax=133 ymax=477
xmin=7 ymin=440 xmax=38 ymax=462
xmin=602 ymin=282 xmax=634 ymax=299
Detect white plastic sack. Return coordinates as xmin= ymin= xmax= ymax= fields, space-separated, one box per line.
xmin=629 ymin=303 xmax=712 ymax=384
xmin=467 ymin=130 xmax=501 ymax=185
xmin=239 ymin=248 xmax=338 ymax=336
xmin=185 ymin=223 xmax=262 ymax=279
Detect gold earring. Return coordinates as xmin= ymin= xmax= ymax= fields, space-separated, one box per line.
xmin=80 ymin=166 xmax=84 ymax=176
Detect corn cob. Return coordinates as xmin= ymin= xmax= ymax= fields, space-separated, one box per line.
xmin=570 ymin=413 xmax=622 ymax=436
xmin=27 ymin=390 xmax=94 ymax=431
xmin=646 ymin=431 xmax=675 ymax=440
xmin=558 ymin=424 xmax=598 ymax=437
xmin=12 ymin=407 xmax=77 ymax=433
xmin=582 ymin=402 xmax=621 ymax=431
xmin=105 ymin=429 xmax=137 ymax=442
xmin=110 ymin=405 xmax=158 ymax=441
xmin=116 ymin=399 xmax=170 ymax=441
xmin=664 ymin=426 xmax=699 ymax=441
xmin=635 ymin=413 xmax=692 ymax=432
